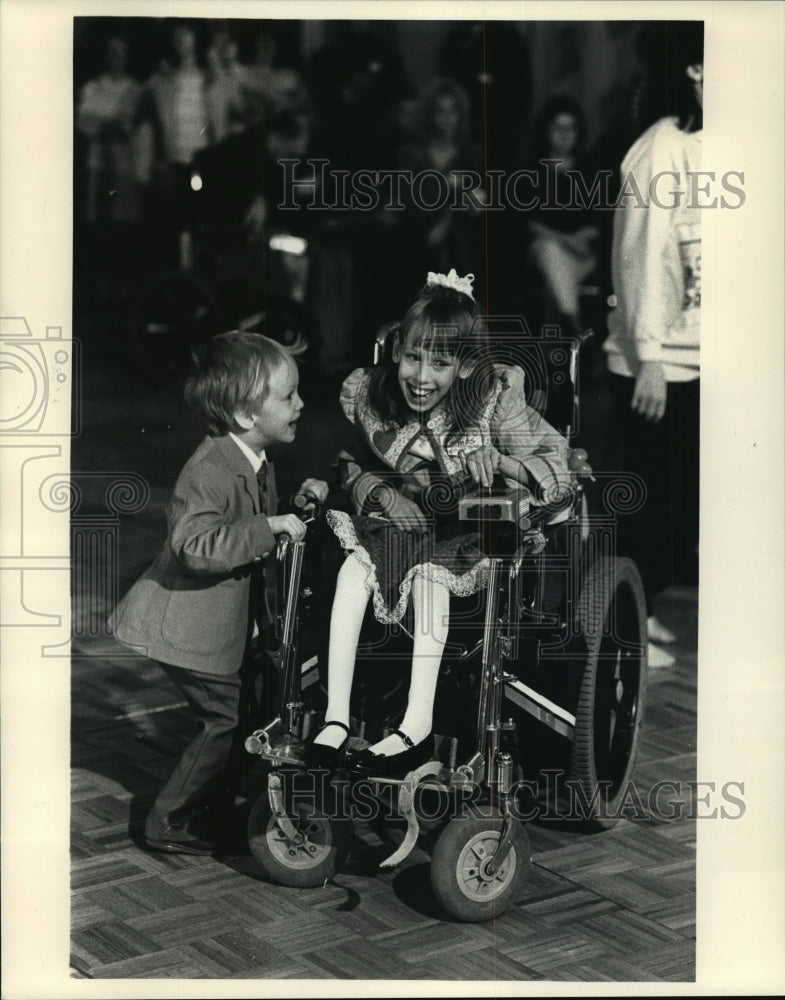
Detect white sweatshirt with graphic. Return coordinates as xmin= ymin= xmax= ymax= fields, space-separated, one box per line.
xmin=604 ymin=116 xmax=701 ymax=382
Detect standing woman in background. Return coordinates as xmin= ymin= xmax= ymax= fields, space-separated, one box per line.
xmin=522 ymin=94 xmax=600 ymax=338
xmin=397 ymin=79 xmax=485 ymax=290
xmin=603 ymin=23 xmax=704 ymax=668
xmin=76 ymin=35 xmax=143 ymax=227
xmin=141 ymin=21 xmax=214 ymax=253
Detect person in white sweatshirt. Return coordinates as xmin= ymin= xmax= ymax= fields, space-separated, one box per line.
xmin=604 ymin=23 xmax=704 ymax=668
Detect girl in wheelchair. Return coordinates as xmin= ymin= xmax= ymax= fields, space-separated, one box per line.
xmin=305 ymin=269 xmax=572 ymax=778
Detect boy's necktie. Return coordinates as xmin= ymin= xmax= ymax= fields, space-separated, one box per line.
xmin=251 ymin=459 xmax=269 ymax=634
xmin=256 ymin=459 xmax=268 ymax=514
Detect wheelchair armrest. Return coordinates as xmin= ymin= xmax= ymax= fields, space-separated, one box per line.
xmin=518 ymin=485 xmax=583 ymax=531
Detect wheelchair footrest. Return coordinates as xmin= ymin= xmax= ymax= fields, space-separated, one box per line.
xmin=376 ymin=762 xmax=444 ymax=869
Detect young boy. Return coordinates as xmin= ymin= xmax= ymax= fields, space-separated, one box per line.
xmin=110 ymin=331 xmax=327 ymax=855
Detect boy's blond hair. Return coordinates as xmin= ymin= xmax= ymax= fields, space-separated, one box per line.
xmin=185 ymin=331 xmax=292 ymax=436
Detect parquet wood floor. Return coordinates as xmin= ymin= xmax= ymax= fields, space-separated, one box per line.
xmin=70 ymin=585 xmax=697 ymax=983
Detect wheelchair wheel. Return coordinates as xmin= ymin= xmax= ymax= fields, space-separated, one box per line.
xmin=246 ymin=776 xmax=353 ymax=888
xmin=571 ymin=556 xmax=648 ymax=829
xmin=430 ymin=811 xmax=531 ymax=922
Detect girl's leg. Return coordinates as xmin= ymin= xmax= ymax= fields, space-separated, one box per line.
xmin=368 ymin=574 xmax=450 ymax=755
xmin=313 ymin=553 xmax=371 ymax=748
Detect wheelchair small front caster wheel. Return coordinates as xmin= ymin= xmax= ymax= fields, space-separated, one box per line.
xmin=430 ymin=812 xmax=531 ymax=922
xmin=247 ymin=778 xmax=353 ymax=888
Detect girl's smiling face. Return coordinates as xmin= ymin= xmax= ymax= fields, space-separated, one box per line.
xmin=397 ymin=332 xmax=461 ymax=414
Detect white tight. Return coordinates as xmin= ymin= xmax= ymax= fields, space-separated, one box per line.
xmin=315 ymin=552 xmax=450 ymax=753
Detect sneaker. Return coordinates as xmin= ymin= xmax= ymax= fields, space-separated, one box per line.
xmin=648 ymin=642 xmax=676 ymax=669
xmin=647 ymin=616 xmax=676 ymax=644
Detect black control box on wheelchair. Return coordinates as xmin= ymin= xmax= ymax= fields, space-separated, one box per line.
xmin=243 ymin=326 xmax=648 ymax=923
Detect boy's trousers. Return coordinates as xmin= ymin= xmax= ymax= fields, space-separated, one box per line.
xmin=144 ymin=651 xmax=262 ymax=841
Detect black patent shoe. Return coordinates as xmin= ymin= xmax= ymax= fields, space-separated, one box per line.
xmin=345 ymin=729 xmax=435 ymax=780
xmin=304 ymin=720 xmax=351 ymax=770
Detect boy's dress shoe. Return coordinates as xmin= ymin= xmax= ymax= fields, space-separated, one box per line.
xmin=346 ymin=730 xmax=435 ymax=780
xmin=304 ymin=720 xmax=351 ymax=770
xmin=143 ymin=832 xmax=214 ymax=856
xmin=143 ymin=814 xmax=214 ymax=856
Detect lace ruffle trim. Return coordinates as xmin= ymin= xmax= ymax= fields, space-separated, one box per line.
xmin=326 ymin=509 xmax=489 ymax=625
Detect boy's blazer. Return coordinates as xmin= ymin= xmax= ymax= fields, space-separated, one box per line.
xmin=110 ymin=434 xmax=278 ymax=674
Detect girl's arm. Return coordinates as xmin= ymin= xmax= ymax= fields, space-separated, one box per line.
xmin=334 ymin=435 xmax=429 ymax=528
xmin=490 ymin=366 xmax=572 ymax=503
xmin=334 ymin=368 xmax=427 ymax=531
xmin=333 ymin=440 xmax=393 ymax=514
xmin=334 ymin=368 xmax=396 ymax=514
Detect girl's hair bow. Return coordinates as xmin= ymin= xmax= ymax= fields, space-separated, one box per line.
xmin=425 ymin=268 xmax=475 ymax=300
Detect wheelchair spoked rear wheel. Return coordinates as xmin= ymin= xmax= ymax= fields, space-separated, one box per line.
xmin=571 ymin=556 xmax=648 ymax=829
xmin=430 ymin=811 xmax=532 ymax=922
xmin=247 ymin=773 xmax=354 ymax=888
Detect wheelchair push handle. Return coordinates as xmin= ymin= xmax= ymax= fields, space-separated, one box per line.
xmin=287 ymin=490 xmax=324 ymax=530
xmin=273 ymin=491 xmax=323 ymax=559
xmin=574 ymin=327 xmax=595 ymax=348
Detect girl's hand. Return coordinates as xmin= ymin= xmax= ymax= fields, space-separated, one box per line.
xmin=632 ymin=361 xmax=667 ymax=423
xmin=461 ymin=446 xmax=502 ymax=488
xmin=293 ymin=478 xmax=329 ymax=510
xmin=374 ymin=485 xmax=427 ymax=533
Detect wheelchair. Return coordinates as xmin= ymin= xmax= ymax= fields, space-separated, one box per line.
xmin=243 ymin=326 xmax=648 ymax=923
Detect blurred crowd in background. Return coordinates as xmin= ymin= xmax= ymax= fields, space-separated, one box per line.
xmin=73 ymin=17 xmax=689 ymax=378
